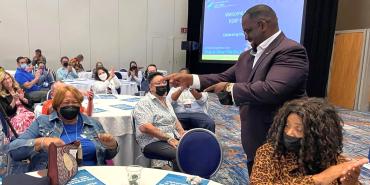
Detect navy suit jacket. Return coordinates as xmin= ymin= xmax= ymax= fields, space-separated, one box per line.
xmin=199 ymin=33 xmax=309 ymax=160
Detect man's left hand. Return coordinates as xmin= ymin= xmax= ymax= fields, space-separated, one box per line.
xmin=204 ymin=82 xmax=228 ymax=93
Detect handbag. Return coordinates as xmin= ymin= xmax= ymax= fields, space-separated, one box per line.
xmin=47 ymin=141 xmax=81 ymax=185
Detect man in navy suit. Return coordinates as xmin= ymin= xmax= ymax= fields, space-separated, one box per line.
xmin=165 ymin=4 xmax=309 ymax=175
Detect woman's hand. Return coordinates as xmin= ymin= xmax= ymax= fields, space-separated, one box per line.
xmin=167 ymin=138 xmax=179 ymax=148
xmin=98 ymin=133 xmax=118 ymax=149
xmin=313 ymin=158 xmax=368 ymax=185
xmin=35 ymin=137 xmax=65 ymax=152
xmin=108 ymin=68 xmax=115 ymax=80
xmin=17 ymin=89 xmax=27 ymax=102
xmin=87 ymin=89 xmax=94 ymax=101
xmin=340 ymin=158 xmax=368 ymax=185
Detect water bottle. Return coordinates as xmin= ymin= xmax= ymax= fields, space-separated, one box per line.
xmin=0 ymin=132 xmax=8 ymax=178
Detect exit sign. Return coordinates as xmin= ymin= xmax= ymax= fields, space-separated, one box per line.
xmin=181 ymin=27 xmax=188 ymax=33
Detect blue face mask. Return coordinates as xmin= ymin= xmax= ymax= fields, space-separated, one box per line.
xmin=20 ymin=64 xmax=27 ymax=69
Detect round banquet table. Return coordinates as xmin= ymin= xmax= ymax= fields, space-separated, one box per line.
xmin=78 ymin=71 xmax=128 ymax=80
xmin=27 ymin=166 xmax=222 ymax=185
xmin=63 ymin=79 xmax=138 ymax=95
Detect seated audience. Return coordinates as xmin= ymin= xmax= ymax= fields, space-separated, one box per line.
xmin=71 ymin=54 xmax=85 ymax=73
xmin=128 ymin=61 xmax=142 ymax=90
xmin=41 ymin=81 xmax=93 ymax=116
xmin=32 ymin=49 xmax=46 ymax=67
xmin=91 ymin=67 xmax=121 ymax=94
xmin=92 ymin=61 xmax=104 ymax=79
xmin=56 ymin=56 xmax=78 ymax=81
xmin=14 ymin=57 xmax=48 ymax=103
xmin=0 ymin=70 xmax=34 ymax=136
xmin=133 ymin=72 xmax=185 ymax=168
xmin=35 ymin=62 xmax=54 ymax=88
xmin=167 ymin=68 xmax=215 ymax=132
xmin=250 ymin=97 xmax=368 ymax=185
xmin=141 ymin=64 xmax=157 ymax=93
xmin=8 ymin=85 xmax=118 ymax=170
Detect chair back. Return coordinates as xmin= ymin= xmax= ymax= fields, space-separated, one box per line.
xmin=115 ymin=72 xmax=122 ymax=79
xmin=46 ymin=90 xmax=52 ymax=100
xmin=131 ymin=115 xmax=151 ymax=167
xmin=0 ymin=105 xmax=18 ymax=138
xmin=177 ymin=128 xmax=222 ymax=179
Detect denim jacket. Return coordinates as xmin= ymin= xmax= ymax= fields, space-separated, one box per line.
xmin=8 ymin=112 xmax=118 ymax=167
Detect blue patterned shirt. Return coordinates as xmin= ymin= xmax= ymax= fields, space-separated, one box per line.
xmin=133 ymin=92 xmax=179 ymax=148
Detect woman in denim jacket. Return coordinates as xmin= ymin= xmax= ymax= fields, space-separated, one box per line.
xmin=8 ymin=85 xmax=118 ymax=172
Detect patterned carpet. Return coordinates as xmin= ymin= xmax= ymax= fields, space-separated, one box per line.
xmin=206 ymin=95 xmax=370 ymax=185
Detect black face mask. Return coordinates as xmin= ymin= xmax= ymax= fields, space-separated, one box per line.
xmin=155 ymin=85 xmax=167 ymax=96
xmin=59 ymin=106 xmax=80 ymax=120
xmin=216 ymin=91 xmax=233 ymax=105
xmin=63 ymin=62 xmax=68 ymax=67
xmin=130 ymin=66 xmax=137 ymax=71
xmin=283 ymin=133 xmax=302 ymax=153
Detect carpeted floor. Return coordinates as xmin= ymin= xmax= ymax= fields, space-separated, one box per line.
xmin=207 ymin=95 xmax=370 ymax=184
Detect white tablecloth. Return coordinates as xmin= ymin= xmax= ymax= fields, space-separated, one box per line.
xmin=6 ymin=70 xmax=16 ymax=76
xmin=78 ymin=71 xmax=128 ymax=80
xmin=28 ymin=166 xmax=222 ymax=185
xmin=63 ymin=79 xmax=138 ymax=95
xmin=78 ymin=71 xmax=93 ymax=79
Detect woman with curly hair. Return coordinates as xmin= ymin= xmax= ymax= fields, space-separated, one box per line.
xmin=250 ymin=97 xmax=368 ymax=185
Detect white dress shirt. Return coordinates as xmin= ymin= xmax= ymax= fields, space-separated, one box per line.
xmin=191 ymin=30 xmax=282 ymax=104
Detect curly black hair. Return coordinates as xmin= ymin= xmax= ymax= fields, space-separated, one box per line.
xmin=267 ymin=97 xmax=343 ymax=175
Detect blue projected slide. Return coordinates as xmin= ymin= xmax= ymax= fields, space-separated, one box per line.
xmin=201 ymin=0 xmax=305 ymax=61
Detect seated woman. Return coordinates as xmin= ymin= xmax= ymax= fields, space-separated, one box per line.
xmin=8 ymin=85 xmax=118 ymax=170
xmin=41 ymin=81 xmax=93 ymax=116
xmin=0 ymin=70 xmax=34 ymax=137
xmin=91 ymin=67 xmax=121 ymax=94
xmin=250 ymin=98 xmax=368 ymax=185
xmin=133 ymin=72 xmax=185 ymax=169
xmin=128 ymin=61 xmax=142 ymax=90
xmin=91 ymin=61 xmax=104 ymax=79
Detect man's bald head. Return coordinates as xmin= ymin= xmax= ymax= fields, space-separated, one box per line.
xmin=243 ymin=4 xmax=278 ymax=30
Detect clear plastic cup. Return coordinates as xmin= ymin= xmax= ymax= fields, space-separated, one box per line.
xmin=126 ymin=165 xmax=143 ymax=185
xmin=139 ymin=91 xmax=145 ymax=96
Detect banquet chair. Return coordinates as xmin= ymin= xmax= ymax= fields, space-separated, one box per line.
xmin=176 ymin=128 xmax=223 ymax=179
xmin=46 ymin=90 xmax=52 ymax=100
xmin=114 ymin=72 xmax=122 ymax=79
xmin=131 ymin=118 xmax=151 ymax=167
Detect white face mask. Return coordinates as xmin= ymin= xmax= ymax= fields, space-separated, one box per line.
xmin=98 ymin=73 xmax=108 ymax=81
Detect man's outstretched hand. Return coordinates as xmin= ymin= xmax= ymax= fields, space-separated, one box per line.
xmin=163 ymin=73 xmax=193 ymax=87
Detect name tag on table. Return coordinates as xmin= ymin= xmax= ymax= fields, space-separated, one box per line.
xmin=93 ymin=108 xmax=107 ymax=113
xmin=121 ymin=97 xmax=141 ymax=102
xmin=67 ymin=169 xmax=105 ymax=185
xmin=111 ymin=104 xmax=135 ymax=110
xmin=156 ymin=174 xmax=209 ymax=185
xmin=96 ymin=94 xmax=117 ymax=99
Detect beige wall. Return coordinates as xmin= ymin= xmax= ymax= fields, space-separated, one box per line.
xmin=336 ymin=0 xmax=370 ymax=30
xmin=0 ymin=0 xmax=188 ymax=73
